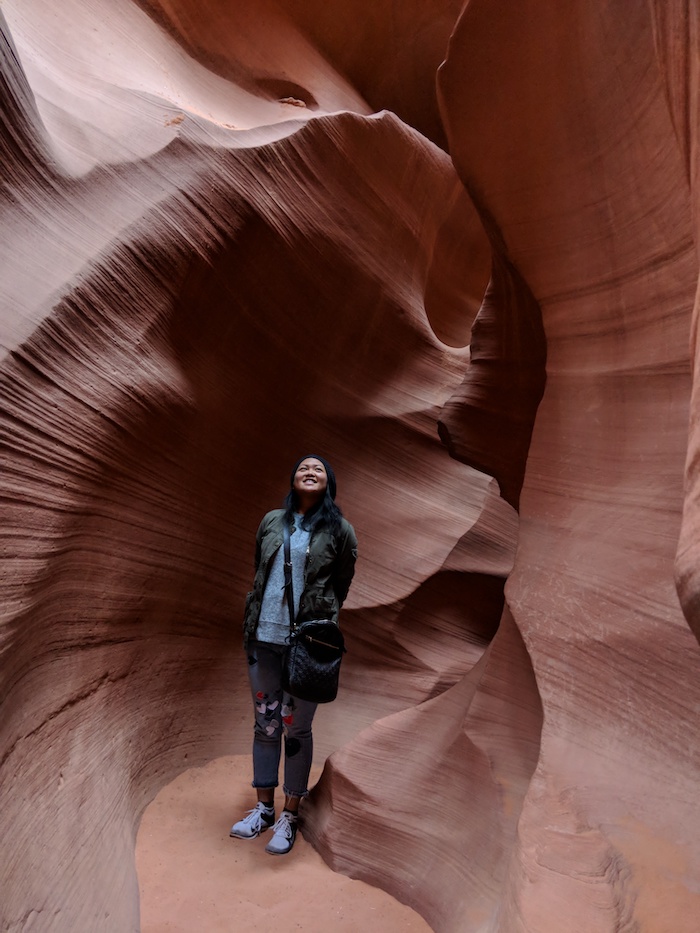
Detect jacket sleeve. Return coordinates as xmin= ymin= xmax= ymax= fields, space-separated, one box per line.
xmin=254 ymin=523 xmax=263 ymax=573
xmin=254 ymin=512 xmax=272 ymax=573
xmin=333 ymin=521 xmax=358 ymax=607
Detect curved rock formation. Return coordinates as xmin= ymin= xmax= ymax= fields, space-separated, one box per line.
xmin=2 ymin=1 xmax=700 ymax=932
xmin=436 ymin=1 xmax=700 ymax=929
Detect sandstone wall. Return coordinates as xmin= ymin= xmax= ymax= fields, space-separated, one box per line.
xmin=1 ymin=2 xmax=699 ymax=931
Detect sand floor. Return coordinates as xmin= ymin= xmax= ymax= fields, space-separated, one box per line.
xmin=137 ymin=755 xmax=433 ymax=932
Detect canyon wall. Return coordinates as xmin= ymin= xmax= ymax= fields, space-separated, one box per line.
xmin=1 ymin=2 xmax=699 ymax=931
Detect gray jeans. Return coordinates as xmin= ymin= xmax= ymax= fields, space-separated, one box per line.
xmin=246 ymin=640 xmax=318 ymax=797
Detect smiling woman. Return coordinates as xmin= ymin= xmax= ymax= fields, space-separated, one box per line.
xmin=293 ymin=457 xmax=329 ymax=508
xmin=232 ymin=455 xmax=358 ymax=855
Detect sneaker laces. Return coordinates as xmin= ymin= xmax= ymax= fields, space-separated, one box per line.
xmin=242 ymin=803 xmax=271 ymax=829
xmin=271 ymin=812 xmax=296 ymax=839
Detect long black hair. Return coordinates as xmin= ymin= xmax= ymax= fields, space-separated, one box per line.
xmin=283 ymin=487 xmax=343 ymax=535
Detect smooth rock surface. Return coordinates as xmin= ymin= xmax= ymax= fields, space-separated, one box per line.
xmin=137 ymin=757 xmax=432 ymax=933
xmin=437 ymin=1 xmax=700 ymax=930
xmin=2 ymin=2 xmax=700 ymax=932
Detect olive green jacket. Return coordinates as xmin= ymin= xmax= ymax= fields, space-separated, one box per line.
xmin=243 ymin=509 xmax=358 ymax=648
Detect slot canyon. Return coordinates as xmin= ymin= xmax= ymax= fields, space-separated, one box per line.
xmin=1 ymin=2 xmax=700 ymax=931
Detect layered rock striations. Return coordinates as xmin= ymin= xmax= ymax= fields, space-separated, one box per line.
xmin=1 ymin=1 xmax=700 ymax=932
xmin=436 ymin=1 xmax=700 ymax=929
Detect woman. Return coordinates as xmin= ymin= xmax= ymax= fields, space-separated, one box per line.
xmin=230 ymin=455 xmax=358 ymax=855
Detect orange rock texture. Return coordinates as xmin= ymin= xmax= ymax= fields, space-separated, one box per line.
xmin=1 ymin=2 xmax=699 ymax=931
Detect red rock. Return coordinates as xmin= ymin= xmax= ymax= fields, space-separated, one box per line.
xmin=2 ymin=1 xmax=700 ymax=932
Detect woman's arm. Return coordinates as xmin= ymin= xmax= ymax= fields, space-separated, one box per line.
xmin=254 ymin=523 xmax=263 ymax=573
xmin=333 ymin=522 xmax=358 ymax=606
xmin=253 ymin=511 xmax=276 ymax=573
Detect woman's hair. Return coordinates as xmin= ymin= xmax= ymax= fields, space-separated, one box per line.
xmin=283 ymin=487 xmax=344 ymax=535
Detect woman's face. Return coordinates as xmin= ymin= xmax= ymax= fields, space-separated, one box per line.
xmin=293 ymin=458 xmax=328 ymax=504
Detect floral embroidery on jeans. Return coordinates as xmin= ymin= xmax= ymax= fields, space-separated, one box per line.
xmin=255 ymin=693 xmax=282 ymax=735
xmin=281 ymin=702 xmax=294 ymax=728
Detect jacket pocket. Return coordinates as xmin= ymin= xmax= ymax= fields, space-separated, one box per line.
xmin=303 ymin=594 xmax=336 ymax=621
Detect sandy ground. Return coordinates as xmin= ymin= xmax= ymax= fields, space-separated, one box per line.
xmin=137 ymin=756 xmax=433 ymax=932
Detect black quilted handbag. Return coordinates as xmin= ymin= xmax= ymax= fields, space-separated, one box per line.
xmin=283 ymin=618 xmax=346 ymax=703
xmin=281 ymin=523 xmax=346 ymax=703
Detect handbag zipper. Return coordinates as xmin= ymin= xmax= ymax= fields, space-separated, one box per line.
xmin=303 ymin=634 xmax=343 ymax=651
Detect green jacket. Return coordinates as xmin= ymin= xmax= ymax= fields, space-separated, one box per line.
xmin=243 ymin=509 xmax=358 ymax=648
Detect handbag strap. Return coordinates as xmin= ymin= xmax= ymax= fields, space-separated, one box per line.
xmin=282 ymin=521 xmax=296 ymax=632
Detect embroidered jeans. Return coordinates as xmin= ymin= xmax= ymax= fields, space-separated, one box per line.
xmin=246 ymin=640 xmax=318 ymax=797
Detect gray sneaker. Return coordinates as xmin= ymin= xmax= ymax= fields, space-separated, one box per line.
xmin=230 ymin=802 xmax=275 ymax=839
xmin=264 ymin=810 xmax=298 ymax=855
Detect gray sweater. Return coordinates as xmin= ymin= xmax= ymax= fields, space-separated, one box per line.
xmin=256 ymin=512 xmax=310 ymax=644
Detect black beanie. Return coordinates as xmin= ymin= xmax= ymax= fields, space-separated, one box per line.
xmin=290 ymin=455 xmax=337 ymax=500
